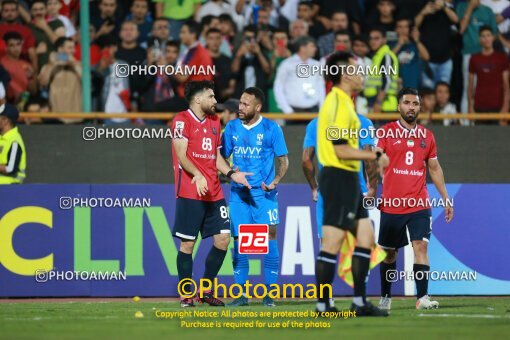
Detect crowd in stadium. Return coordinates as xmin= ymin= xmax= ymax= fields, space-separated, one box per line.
xmin=0 ymin=0 xmax=508 ymax=125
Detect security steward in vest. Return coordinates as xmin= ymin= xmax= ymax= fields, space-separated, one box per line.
xmin=0 ymin=102 xmax=26 ymax=184
xmin=364 ymin=27 xmax=399 ymax=113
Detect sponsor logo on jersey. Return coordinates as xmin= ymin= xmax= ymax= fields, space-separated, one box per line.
xmin=176 ymin=121 xmax=184 ymax=129
xmin=234 ymin=146 xmax=262 ymax=158
xmin=420 ymin=139 xmax=427 ymax=148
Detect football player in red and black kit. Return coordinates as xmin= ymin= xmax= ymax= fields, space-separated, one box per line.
xmin=171 ymin=81 xmax=252 ymax=307
xmin=376 ymin=88 xmax=454 ymax=311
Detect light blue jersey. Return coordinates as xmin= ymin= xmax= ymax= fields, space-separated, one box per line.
xmin=357 ymin=114 xmax=376 ymax=194
xmin=221 ymin=116 xmax=288 ymax=199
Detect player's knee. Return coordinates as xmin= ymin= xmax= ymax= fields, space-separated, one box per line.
xmin=214 ymin=233 xmax=230 ymax=250
xmin=268 ymin=226 xmax=277 ymax=240
xmin=321 ymin=238 xmax=341 ymax=254
xmin=180 ymin=240 xmax=195 ymax=254
xmin=384 ymin=249 xmax=397 ymax=263
xmin=413 ymin=240 xmax=428 ymax=255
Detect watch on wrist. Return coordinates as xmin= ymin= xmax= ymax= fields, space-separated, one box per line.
xmin=376 ymin=151 xmax=383 ymax=161
xmin=226 ymin=170 xmax=235 ymax=178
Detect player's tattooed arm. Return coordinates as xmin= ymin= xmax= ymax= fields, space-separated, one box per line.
xmin=263 ymin=155 xmax=289 ymax=191
xmin=428 ymin=158 xmax=454 ymax=222
xmin=301 ymin=147 xmax=318 ymax=200
xmin=363 ymin=144 xmax=378 ymax=198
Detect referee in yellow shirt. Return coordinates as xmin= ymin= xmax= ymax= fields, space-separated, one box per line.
xmin=315 ymin=52 xmax=389 ymax=316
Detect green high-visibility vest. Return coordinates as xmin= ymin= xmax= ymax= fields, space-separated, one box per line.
xmin=0 ymin=126 xmax=26 ymax=184
xmin=363 ymin=44 xmax=399 ymax=112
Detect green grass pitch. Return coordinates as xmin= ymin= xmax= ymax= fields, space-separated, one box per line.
xmin=1 ymin=297 xmax=509 ymax=340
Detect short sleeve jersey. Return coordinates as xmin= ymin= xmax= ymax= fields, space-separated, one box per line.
xmin=377 ymin=121 xmax=437 ymax=214
xmin=171 ymin=109 xmax=223 ymax=201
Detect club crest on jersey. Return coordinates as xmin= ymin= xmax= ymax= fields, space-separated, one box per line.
xmin=203 ymin=128 xmax=207 ymax=133
xmin=407 ymin=140 xmax=414 ymax=147
xmin=176 ymin=121 xmax=184 ymax=129
xmin=420 ymin=139 xmax=426 ymax=148
xmin=257 ymin=133 xmax=264 ymax=145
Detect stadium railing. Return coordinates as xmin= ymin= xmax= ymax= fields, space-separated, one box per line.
xmin=18 ymin=112 xmax=510 ymax=121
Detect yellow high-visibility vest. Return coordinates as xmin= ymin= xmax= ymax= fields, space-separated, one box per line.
xmin=0 ymin=126 xmax=26 ymax=184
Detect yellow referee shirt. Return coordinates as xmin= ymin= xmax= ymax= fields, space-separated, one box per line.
xmin=317 ymin=87 xmax=361 ymax=172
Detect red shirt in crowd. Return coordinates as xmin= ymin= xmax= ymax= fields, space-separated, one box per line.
xmin=377 ymin=121 xmax=437 ymax=214
xmin=171 ymin=109 xmax=223 ymax=202
xmin=0 ymin=24 xmax=36 ymax=61
xmin=469 ymin=51 xmax=509 ymax=111
xmin=177 ymin=42 xmax=214 ymax=98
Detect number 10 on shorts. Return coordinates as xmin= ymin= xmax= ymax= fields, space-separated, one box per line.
xmin=238 ymin=224 xmax=269 ymax=254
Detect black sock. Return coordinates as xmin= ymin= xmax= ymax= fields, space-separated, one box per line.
xmin=177 ymin=251 xmax=193 ymax=281
xmin=352 ymin=247 xmax=371 ymax=302
xmin=316 ymin=251 xmax=337 ymax=304
xmin=414 ymin=264 xmax=430 ymax=299
xmin=380 ymin=261 xmax=396 ymax=298
xmin=203 ymin=246 xmax=228 ymax=281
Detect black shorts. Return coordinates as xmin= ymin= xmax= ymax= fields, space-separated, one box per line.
xmin=319 ymin=167 xmax=368 ymax=232
xmin=173 ymin=197 xmax=231 ymax=240
xmin=378 ymin=209 xmax=432 ymax=250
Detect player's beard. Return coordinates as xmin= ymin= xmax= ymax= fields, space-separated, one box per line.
xmin=203 ymin=103 xmax=216 ymax=115
xmin=239 ymin=109 xmax=255 ymax=123
xmin=401 ymin=110 xmax=418 ymax=124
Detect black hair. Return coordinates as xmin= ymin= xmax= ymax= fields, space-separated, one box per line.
xmin=298 ymin=1 xmax=313 ymax=9
xmin=397 ymin=87 xmax=420 ymax=103
xmin=295 ymin=35 xmax=315 ymax=49
xmin=243 ymin=24 xmax=258 ymax=36
xmin=201 ymin=15 xmax=217 ymax=28
xmin=96 ymin=34 xmax=118 ymax=48
xmin=434 ymin=81 xmax=450 ymax=91
xmin=206 ymin=28 xmax=222 ymax=36
xmin=352 ymin=34 xmax=368 ymax=44
xmin=182 ymin=20 xmax=200 ymax=39
xmin=368 ymin=26 xmax=386 ymax=37
xmin=420 ymin=87 xmax=435 ymax=97
xmin=3 ymin=31 xmax=22 ymax=43
xmin=30 ymin=0 xmax=47 ymax=9
xmin=335 ymin=30 xmax=350 ymax=37
xmin=184 ymin=81 xmax=215 ymax=103
xmin=479 ymin=25 xmax=493 ymax=35
xmin=326 ymin=51 xmax=354 ymax=85
xmin=243 ymin=87 xmax=265 ymax=105
xmin=166 ymin=40 xmax=180 ymax=50
xmin=330 ymin=10 xmax=347 ymax=19
xmin=1 ymin=0 xmax=18 ymax=9
xmin=55 ymin=36 xmax=73 ymax=50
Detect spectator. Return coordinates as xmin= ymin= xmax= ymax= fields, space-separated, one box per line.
xmin=274 ymin=36 xmax=325 ymax=116
xmin=254 ymin=7 xmax=275 ymax=53
xmin=468 ymin=26 xmax=509 ymax=125
xmin=197 ymin=0 xmax=243 ymax=31
xmin=218 ymin=14 xmax=237 ymax=47
xmin=23 ymin=95 xmax=48 ymax=124
xmin=352 ymin=34 xmax=372 ymax=114
xmin=205 ymin=28 xmax=234 ymax=102
xmin=267 ymin=28 xmax=292 ymax=113
xmin=231 ymin=25 xmax=271 ymax=102
xmin=140 ymin=41 xmax=187 ymax=118
xmin=312 ymin=0 xmax=362 ymax=35
xmin=457 ymin=0 xmax=498 ymax=113
xmin=116 ymin=21 xmax=147 ymax=107
xmin=1 ymin=32 xmax=37 ymax=104
xmin=29 ymin=0 xmax=65 ymax=68
xmin=176 ymin=20 xmax=214 ymax=98
xmin=147 ymin=17 xmax=171 ymax=59
xmin=0 ymin=0 xmax=37 ymax=72
xmin=216 ymin=98 xmax=239 ymax=129
xmin=435 ymin=81 xmax=458 ymax=126
xmin=289 ymin=19 xmax=309 ymax=41
xmin=364 ymin=27 xmax=399 ymax=113
xmin=47 ymin=0 xmax=76 ymax=38
xmin=390 ymin=18 xmax=429 ymax=89
xmin=74 ymin=25 xmax=102 ymax=66
xmin=154 ymin=0 xmax=201 ymax=41
xmin=365 ymin=0 xmax=397 ymax=38
xmin=259 ymin=0 xmax=289 ymax=29
xmin=199 ymin=15 xmax=232 ymax=57
xmin=415 ymin=0 xmax=458 ymax=88
xmin=317 ymin=11 xmax=350 ymax=58
xmin=94 ymin=35 xmax=130 ymax=123
xmin=419 ymin=87 xmax=436 ymax=125
xmin=296 ymin=1 xmax=326 ymax=39
xmin=38 ymin=37 xmax=82 ymax=123
xmin=91 ymin=0 xmax=123 ymax=40
xmin=482 ymin=0 xmax=509 ymax=34
xmin=126 ymin=0 xmax=153 ymax=46
xmin=59 ymin=0 xmax=79 ymax=24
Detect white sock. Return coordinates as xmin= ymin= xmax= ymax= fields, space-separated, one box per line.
xmin=353 ymin=296 xmax=364 ymax=306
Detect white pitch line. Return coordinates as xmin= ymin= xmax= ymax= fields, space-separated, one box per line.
xmin=418 ymin=313 xmax=510 ymax=319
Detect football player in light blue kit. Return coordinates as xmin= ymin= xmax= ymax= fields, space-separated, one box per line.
xmin=302 ymin=114 xmax=377 ymax=240
xmin=221 ymin=87 xmax=289 ymax=307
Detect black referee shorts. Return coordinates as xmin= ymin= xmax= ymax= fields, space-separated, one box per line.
xmin=319 ymin=166 xmax=368 ymax=232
